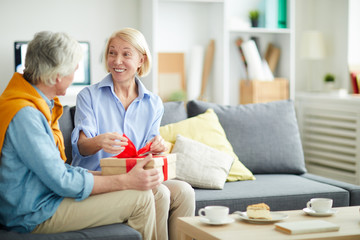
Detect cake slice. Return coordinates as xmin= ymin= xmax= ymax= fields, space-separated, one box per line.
xmin=246 ymin=203 xmax=272 ymax=220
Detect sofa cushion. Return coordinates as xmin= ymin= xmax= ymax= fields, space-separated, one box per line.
xmin=59 ymin=105 xmax=75 ymax=165
xmin=172 ymin=134 xmax=234 ymax=189
xmin=161 ymin=101 xmax=187 ymax=126
xmin=187 ymin=100 xmax=306 ymax=174
xmin=160 ymin=108 xmax=255 ymax=181
xmin=302 ymin=173 xmax=360 ymax=206
xmin=194 ymin=174 xmax=349 ymax=213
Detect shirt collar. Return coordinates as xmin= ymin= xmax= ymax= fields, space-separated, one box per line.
xmin=33 ymin=85 xmax=54 ymax=110
xmin=98 ymin=73 xmax=150 ymax=100
xmin=135 ymin=76 xmax=151 ymax=99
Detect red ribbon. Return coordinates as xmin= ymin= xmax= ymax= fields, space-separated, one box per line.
xmin=162 ymin=157 xmax=168 ymax=181
xmin=116 ymin=134 xmax=168 ymax=180
xmin=115 ymin=134 xmax=151 ymax=158
xmin=125 ymin=158 xmax=138 ymax=172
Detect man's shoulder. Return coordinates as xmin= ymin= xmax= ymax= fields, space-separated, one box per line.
xmin=13 ymin=106 xmax=45 ymax=123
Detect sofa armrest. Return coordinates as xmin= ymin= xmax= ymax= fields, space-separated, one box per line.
xmin=0 ymin=223 xmax=141 ymax=240
xmin=301 ymin=173 xmax=360 ymax=206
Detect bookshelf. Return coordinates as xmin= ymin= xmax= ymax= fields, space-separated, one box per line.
xmin=139 ymin=0 xmax=295 ymax=105
xmin=227 ymin=0 xmax=295 ymax=105
xmin=229 ymin=27 xmax=291 ymax=34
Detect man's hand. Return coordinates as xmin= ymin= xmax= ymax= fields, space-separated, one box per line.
xmin=125 ymin=154 xmax=162 ymax=190
xmin=91 ymin=154 xmax=161 ymax=195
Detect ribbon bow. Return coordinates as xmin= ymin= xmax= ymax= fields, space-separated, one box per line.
xmin=115 ymin=134 xmax=152 ymax=158
xmin=114 ymin=134 xmax=168 ymax=181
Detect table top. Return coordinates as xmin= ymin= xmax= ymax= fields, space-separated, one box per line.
xmin=177 ymin=206 xmax=360 ymax=240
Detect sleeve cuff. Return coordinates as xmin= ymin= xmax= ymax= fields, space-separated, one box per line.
xmin=75 ymin=170 xmax=94 ymax=201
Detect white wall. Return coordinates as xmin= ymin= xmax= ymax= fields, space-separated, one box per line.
xmin=1 ymin=0 xmax=358 ymax=104
xmin=157 ymin=1 xmax=225 ymax=103
xmin=295 ymin=0 xmax=349 ymax=92
xmin=348 ymin=0 xmax=360 ymax=66
xmin=0 ymin=0 xmax=140 ymax=105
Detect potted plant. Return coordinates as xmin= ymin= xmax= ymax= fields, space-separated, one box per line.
xmin=324 ymin=73 xmax=335 ymax=91
xmin=249 ymin=10 xmax=260 ymax=27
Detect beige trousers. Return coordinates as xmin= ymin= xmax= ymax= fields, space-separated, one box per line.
xmin=32 ymin=190 xmax=157 ymax=240
xmin=153 ymin=180 xmax=195 ymax=240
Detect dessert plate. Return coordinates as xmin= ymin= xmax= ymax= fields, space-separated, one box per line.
xmin=199 ymin=217 xmax=235 ymax=225
xmin=303 ymin=208 xmax=338 ymax=217
xmin=234 ymin=211 xmax=288 ymax=224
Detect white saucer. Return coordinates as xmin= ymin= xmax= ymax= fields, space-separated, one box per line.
xmin=199 ymin=217 xmax=235 ymax=225
xmin=234 ymin=211 xmax=288 ymax=224
xmin=303 ymin=208 xmax=338 ymax=216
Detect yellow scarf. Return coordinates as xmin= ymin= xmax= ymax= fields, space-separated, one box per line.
xmin=0 ymin=73 xmax=66 ymax=162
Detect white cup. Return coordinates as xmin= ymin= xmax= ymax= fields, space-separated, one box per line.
xmin=198 ymin=206 xmax=229 ymax=223
xmin=306 ymin=198 xmax=333 ymax=213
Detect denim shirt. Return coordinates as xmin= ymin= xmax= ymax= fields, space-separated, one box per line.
xmin=71 ymin=74 xmax=164 ymax=171
xmin=0 ymin=87 xmax=93 ymax=233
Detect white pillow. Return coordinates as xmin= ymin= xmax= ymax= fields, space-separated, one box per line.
xmin=172 ymin=134 xmax=234 ymax=189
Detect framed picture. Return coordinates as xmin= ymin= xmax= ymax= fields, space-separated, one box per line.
xmin=14 ymin=41 xmax=91 ymax=85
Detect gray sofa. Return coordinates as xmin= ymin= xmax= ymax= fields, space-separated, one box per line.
xmin=1 ymin=99 xmax=360 ymax=239
xmin=165 ymin=100 xmax=360 ymax=213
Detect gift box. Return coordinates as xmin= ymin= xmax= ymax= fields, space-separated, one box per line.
xmin=100 ymin=153 xmax=176 ymax=181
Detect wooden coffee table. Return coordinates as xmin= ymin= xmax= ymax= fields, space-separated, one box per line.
xmin=177 ymin=206 xmax=360 ymax=240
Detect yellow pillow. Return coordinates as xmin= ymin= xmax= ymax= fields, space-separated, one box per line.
xmin=160 ymin=108 xmax=255 ymax=181
xmin=163 ymin=141 xmax=174 ymax=154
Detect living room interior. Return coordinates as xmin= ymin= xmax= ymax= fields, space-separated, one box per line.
xmin=1 ymin=0 xmax=360 ymax=184
xmin=3 ymin=0 xmax=359 ymax=183
xmin=1 ymin=0 xmax=360 ymax=239
xmin=0 ymin=0 xmax=357 ymax=97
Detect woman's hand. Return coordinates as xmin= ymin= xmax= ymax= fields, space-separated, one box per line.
xmin=78 ymin=131 xmax=128 ymax=156
xmin=97 ymin=132 xmax=128 ymax=154
xmin=149 ymin=135 xmax=167 ymax=154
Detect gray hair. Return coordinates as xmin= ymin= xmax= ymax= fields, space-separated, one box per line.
xmin=23 ymin=31 xmax=83 ymax=85
xmin=104 ymin=28 xmax=152 ymax=77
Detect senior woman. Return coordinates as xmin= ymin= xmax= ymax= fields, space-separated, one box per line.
xmin=0 ymin=31 xmax=158 ymax=239
xmin=71 ymin=28 xmax=195 ymax=240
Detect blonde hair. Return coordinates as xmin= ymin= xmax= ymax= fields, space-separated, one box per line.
xmin=104 ymin=28 xmax=152 ymax=77
xmin=23 ymin=31 xmax=83 ymax=85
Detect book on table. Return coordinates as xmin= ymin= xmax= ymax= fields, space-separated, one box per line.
xmin=275 ymin=220 xmax=340 ymax=235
